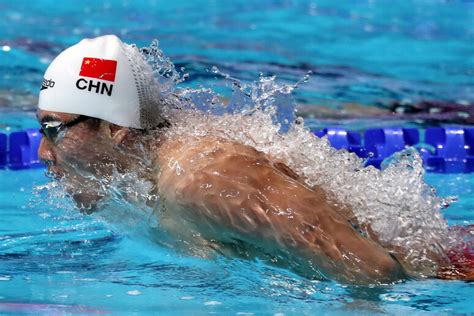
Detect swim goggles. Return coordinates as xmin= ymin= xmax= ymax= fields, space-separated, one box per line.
xmin=40 ymin=115 xmax=92 ymax=144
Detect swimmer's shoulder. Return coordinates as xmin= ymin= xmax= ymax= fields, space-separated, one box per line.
xmin=154 ymin=134 xmax=260 ymax=200
xmin=155 ymin=134 xmax=301 ymax=186
xmin=156 ymin=134 xmax=264 ymax=168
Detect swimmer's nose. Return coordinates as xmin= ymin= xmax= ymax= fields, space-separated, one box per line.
xmin=38 ymin=136 xmax=56 ymax=166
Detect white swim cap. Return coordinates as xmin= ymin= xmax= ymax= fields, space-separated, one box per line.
xmin=38 ymin=35 xmax=163 ymax=129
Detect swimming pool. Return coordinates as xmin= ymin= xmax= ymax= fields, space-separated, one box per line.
xmin=1 ymin=1 xmax=473 ymax=314
xmin=0 ymin=142 xmax=472 ymax=314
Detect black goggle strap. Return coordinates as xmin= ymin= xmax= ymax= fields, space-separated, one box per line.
xmin=62 ymin=115 xmax=91 ymax=128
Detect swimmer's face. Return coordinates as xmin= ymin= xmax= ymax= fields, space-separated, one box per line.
xmin=37 ymin=109 xmax=131 ymax=211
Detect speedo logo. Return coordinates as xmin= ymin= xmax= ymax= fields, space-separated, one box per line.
xmin=41 ymin=78 xmax=55 ymax=91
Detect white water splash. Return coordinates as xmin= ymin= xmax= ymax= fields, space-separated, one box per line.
xmin=164 ymin=108 xmax=452 ymax=275
xmin=138 ymin=39 xmax=188 ymax=96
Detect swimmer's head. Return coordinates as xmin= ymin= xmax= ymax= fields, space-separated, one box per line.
xmin=37 ymin=35 xmax=163 ymax=211
xmin=38 ymin=35 xmax=163 ymax=129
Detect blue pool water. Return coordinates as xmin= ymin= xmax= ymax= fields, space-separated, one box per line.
xmin=0 ymin=156 xmax=472 ymax=314
xmin=1 ymin=1 xmax=474 ymax=314
xmin=1 ymin=0 xmax=473 ymax=112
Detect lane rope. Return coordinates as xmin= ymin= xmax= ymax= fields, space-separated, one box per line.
xmin=1 ymin=127 xmax=473 ymax=173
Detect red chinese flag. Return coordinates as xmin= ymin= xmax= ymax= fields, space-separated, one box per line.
xmin=79 ymin=57 xmax=117 ymax=82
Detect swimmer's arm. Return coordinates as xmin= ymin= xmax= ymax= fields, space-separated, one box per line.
xmin=157 ymin=139 xmax=404 ymax=284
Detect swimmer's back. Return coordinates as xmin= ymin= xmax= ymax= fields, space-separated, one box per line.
xmin=155 ymin=135 xmax=405 ymax=284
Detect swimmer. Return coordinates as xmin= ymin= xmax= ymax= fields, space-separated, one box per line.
xmin=36 ymin=35 xmax=472 ymax=284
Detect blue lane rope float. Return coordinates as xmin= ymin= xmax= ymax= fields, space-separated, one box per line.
xmin=423 ymin=127 xmax=474 ymax=173
xmin=1 ymin=127 xmax=474 ymax=173
xmin=316 ymin=127 xmax=474 ymax=173
xmin=0 ymin=129 xmax=44 ymax=170
xmin=0 ymin=133 xmax=7 ymax=169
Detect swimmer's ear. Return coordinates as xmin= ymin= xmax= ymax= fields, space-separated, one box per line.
xmin=108 ymin=123 xmax=129 ymax=145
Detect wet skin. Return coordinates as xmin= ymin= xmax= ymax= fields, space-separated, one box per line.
xmin=38 ymin=110 xmax=101 ymax=208
xmin=37 ymin=110 xmax=147 ymax=210
xmin=38 ymin=109 xmax=408 ymax=284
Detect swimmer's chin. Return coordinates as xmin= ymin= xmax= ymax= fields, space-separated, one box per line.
xmin=71 ymin=192 xmax=104 ymax=214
